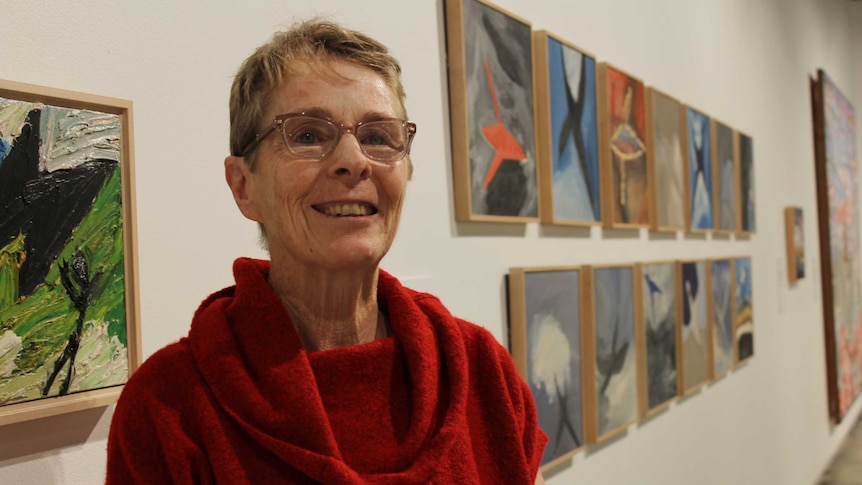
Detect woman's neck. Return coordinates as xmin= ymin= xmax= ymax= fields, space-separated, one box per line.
xmin=268 ymin=261 xmax=388 ymax=352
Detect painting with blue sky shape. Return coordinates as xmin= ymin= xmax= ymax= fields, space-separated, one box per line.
xmin=547 ymin=37 xmax=600 ymax=222
xmin=687 ymin=108 xmax=713 ymax=229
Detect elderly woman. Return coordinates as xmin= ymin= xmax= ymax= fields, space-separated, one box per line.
xmin=107 ymin=19 xmax=547 ymax=484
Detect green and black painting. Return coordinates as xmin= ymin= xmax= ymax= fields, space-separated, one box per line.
xmin=0 ymin=98 xmax=130 ymax=407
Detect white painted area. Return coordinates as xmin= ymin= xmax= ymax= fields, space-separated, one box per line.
xmin=0 ymin=0 xmax=861 ymax=483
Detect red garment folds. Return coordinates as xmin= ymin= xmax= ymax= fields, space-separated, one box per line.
xmin=107 ymin=258 xmax=547 ymax=484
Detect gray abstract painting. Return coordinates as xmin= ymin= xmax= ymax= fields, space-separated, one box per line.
xmin=593 ymin=266 xmax=636 ymax=438
xmin=524 ymin=270 xmax=582 ymax=465
xmin=715 ymin=122 xmax=737 ymax=231
xmin=463 ymin=0 xmax=537 ymax=217
xmin=711 ymin=259 xmax=734 ymax=375
xmin=642 ymin=263 xmax=677 ymax=411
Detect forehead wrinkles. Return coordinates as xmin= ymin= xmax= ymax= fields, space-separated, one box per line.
xmin=274 ymin=59 xmax=406 ymax=119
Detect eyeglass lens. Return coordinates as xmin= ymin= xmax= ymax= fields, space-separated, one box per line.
xmin=282 ymin=117 xmax=410 ymax=162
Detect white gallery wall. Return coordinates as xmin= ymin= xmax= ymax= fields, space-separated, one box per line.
xmin=0 ymin=0 xmax=860 ymax=483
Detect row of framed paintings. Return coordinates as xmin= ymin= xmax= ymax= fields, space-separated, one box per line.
xmin=445 ymin=0 xmax=756 ymax=234
xmin=508 ymin=258 xmax=754 ymax=470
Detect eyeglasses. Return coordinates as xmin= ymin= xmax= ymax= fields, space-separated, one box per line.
xmin=241 ymin=113 xmax=417 ymax=163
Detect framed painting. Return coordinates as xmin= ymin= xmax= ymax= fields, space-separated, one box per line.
xmin=737 ymin=131 xmax=756 ymax=234
xmin=712 ymin=120 xmax=738 ymax=233
xmin=645 ymin=88 xmax=686 ymax=232
xmin=734 ymin=257 xmax=753 ymax=365
xmin=596 ymin=64 xmax=649 ymax=228
xmin=784 ymin=207 xmax=805 ymax=283
xmin=533 ymin=31 xmax=601 ymax=226
xmin=678 ymin=260 xmax=710 ymax=393
xmin=811 ymin=69 xmax=860 ymax=422
xmin=683 ymin=106 xmax=714 ymax=232
xmin=0 ymin=79 xmax=141 ymax=426
xmin=582 ymin=264 xmax=638 ymax=443
xmin=710 ymin=259 xmax=734 ymax=378
xmin=446 ymin=0 xmax=539 ymax=222
xmin=635 ymin=262 xmax=679 ymax=417
xmin=509 ymin=266 xmax=585 ymax=469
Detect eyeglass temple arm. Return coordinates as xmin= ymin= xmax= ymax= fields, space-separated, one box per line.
xmin=240 ymin=123 xmax=280 ymax=158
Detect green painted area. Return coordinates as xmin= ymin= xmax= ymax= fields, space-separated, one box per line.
xmin=0 ymin=164 xmax=129 ymax=404
xmin=0 ymin=232 xmax=26 ymax=313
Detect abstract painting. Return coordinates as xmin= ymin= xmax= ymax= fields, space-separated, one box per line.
xmin=508 ymin=267 xmax=583 ymax=468
xmin=446 ymin=0 xmax=538 ymax=222
xmin=734 ymin=257 xmax=753 ymax=364
xmin=738 ymin=132 xmax=756 ymax=233
xmin=646 ymin=88 xmax=685 ymax=231
xmin=598 ymin=65 xmax=649 ymax=227
xmin=811 ymin=69 xmax=860 ymax=422
xmin=713 ymin=120 xmax=737 ymax=233
xmin=534 ymin=31 xmax=600 ymax=225
xmin=0 ymin=80 xmax=140 ymax=425
xmin=784 ymin=207 xmax=805 ymax=282
xmin=679 ymin=261 xmax=710 ymax=392
xmin=587 ymin=265 xmax=637 ymax=442
xmin=710 ymin=259 xmax=734 ymax=377
xmin=685 ymin=107 xmax=713 ymax=231
xmin=638 ymin=262 xmax=678 ymax=415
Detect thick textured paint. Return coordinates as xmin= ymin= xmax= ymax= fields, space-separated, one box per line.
xmin=0 ymin=114 xmax=128 ymax=405
xmin=0 ymin=157 xmax=116 ymax=296
xmin=0 ymin=232 xmax=26 ymax=310
xmin=0 ymin=319 xmax=127 ymax=404
xmin=39 ymin=106 xmax=121 ymax=172
xmin=0 ymin=99 xmax=41 ymax=150
xmin=0 ymin=330 xmax=22 ymax=377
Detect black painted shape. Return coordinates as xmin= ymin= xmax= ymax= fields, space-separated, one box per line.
xmin=0 ymin=109 xmax=41 ymax=208
xmin=0 ymin=120 xmax=117 ymax=297
xmin=485 ymin=159 xmax=527 ymax=216
xmin=681 ymin=263 xmax=699 ymax=328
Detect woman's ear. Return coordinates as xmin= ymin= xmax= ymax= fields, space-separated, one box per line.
xmin=224 ymin=155 xmax=263 ymax=223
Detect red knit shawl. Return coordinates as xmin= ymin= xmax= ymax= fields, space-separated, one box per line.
xmin=106 ymin=258 xmax=546 ymax=484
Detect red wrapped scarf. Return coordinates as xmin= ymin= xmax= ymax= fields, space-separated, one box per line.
xmin=107 ymin=258 xmax=546 ymax=484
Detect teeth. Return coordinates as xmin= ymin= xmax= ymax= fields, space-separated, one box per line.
xmin=322 ymin=203 xmax=374 ymax=216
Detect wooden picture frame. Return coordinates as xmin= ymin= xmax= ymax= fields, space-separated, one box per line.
xmin=811 ymin=69 xmax=860 ymax=422
xmin=709 ymin=258 xmax=735 ymax=379
xmin=0 ymin=79 xmax=141 ymax=426
xmin=784 ymin=207 xmax=805 ymax=283
xmin=635 ymin=262 xmax=680 ymax=418
xmin=533 ymin=31 xmax=601 ymax=226
xmin=733 ymin=257 xmax=754 ymax=366
xmin=678 ymin=260 xmax=711 ymax=394
xmin=508 ymin=266 xmax=586 ymax=469
xmin=645 ymin=88 xmax=687 ymax=232
xmin=737 ymin=130 xmax=756 ymax=234
xmin=596 ymin=64 xmax=650 ymax=229
xmin=712 ymin=119 xmax=738 ymax=234
xmin=582 ymin=264 xmax=638 ymax=443
xmin=445 ymin=0 xmax=539 ymax=222
xmin=682 ymin=106 xmax=714 ymax=233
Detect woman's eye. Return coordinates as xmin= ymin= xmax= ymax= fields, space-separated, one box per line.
xmin=290 ymin=124 xmax=330 ymax=145
xmin=366 ymin=134 xmax=386 ymax=146
xmin=361 ymin=129 xmax=396 ymax=147
xmin=296 ymin=131 xmax=317 ymax=144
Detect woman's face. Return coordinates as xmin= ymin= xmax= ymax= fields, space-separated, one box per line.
xmin=234 ymin=59 xmax=410 ymax=272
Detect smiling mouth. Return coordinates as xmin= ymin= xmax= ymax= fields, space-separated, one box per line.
xmin=315 ymin=203 xmax=378 ymax=217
